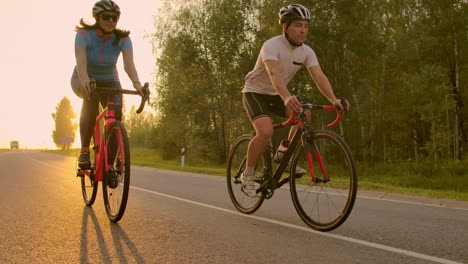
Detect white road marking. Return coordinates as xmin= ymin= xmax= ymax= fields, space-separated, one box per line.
xmin=356 ymin=195 xmax=468 ymax=211
xmin=131 ymin=185 xmax=463 ymax=264
xmin=25 ymin=153 xmax=465 ymax=264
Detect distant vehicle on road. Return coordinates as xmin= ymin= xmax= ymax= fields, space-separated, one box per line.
xmin=10 ymin=141 xmax=19 ymax=149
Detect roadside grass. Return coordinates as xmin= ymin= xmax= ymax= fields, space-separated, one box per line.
xmin=42 ymin=147 xmax=226 ymax=175
xmin=43 ymin=148 xmax=80 ymax=157
xmin=130 ymin=148 xmax=225 ymax=175
xmin=41 ymin=147 xmax=468 ymax=201
xmin=358 ymin=161 xmax=468 ymax=201
xmin=0 ymin=149 xmax=10 ymax=153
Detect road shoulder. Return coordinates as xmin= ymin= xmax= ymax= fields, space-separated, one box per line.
xmin=357 ymin=189 xmax=468 ymax=210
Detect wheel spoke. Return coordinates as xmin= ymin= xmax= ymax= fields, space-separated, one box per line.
xmin=80 ymin=135 xmax=98 ymax=206
xmin=226 ymin=135 xmax=265 ymax=214
xmin=102 ymin=122 xmax=130 ymax=222
xmin=290 ymin=130 xmax=357 ymax=231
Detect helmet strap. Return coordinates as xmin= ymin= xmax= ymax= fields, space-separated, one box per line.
xmin=283 ymin=23 xmax=302 ymax=47
xmin=281 ymin=21 xmax=302 ymax=47
xmin=284 ymin=33 xmax=302 ymax=47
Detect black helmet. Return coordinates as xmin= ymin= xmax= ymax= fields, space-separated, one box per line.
xmin=92 ymin=0 xmax=121 ymax=17
xmin=279 ymin=4 xmax=311 ymax=25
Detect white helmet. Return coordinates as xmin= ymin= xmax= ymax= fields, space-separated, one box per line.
xmin=279 ymin=4 xmax=312 ymax=25
xmin=92 ymin=0 xmax=121 ymax=17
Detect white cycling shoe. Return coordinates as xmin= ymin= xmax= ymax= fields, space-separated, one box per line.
xmin=240 ymin=172 xmax=258 ymax=197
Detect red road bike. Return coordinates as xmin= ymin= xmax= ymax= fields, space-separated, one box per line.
xmin=227 ymin=99 xmax=357 ymax=231
xmin=77 ymin=81 xmax=150 ymax=222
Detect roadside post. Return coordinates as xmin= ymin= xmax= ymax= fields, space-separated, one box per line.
xmin=181 ymin=147 xmax=186 ymax=168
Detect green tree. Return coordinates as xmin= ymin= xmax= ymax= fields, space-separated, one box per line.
xmin=147 ymin=0 xmax=468 ymax=165
xmin=404 ymin=65 xmax=454 ymax=164
xmin=125 ymin=105 xmax=157 ymax=147
xmin=415 ymin=0 xmax=468 ymax=159
xmin=51 ymin=97 xmax=77 ymax=149
xmin=152 ymin=0 xmax=259 ymax=162
xmin=382 ymin=0 xmax=467 ymax=161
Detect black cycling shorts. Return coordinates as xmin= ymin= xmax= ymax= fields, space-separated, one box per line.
xmin=242 ymin=92 xmax=287 ymax=121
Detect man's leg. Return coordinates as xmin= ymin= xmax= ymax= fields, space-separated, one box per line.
xmin=241 ymin=116 xmax=273 ymax=196
xmin=246 ymin=116 xmax=274 ymax=169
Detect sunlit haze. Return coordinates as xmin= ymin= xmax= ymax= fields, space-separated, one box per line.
xmin=0 ymin=0 xmax=162 ymax=149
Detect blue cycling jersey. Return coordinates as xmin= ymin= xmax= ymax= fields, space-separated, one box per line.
xmin=75 ymin=28 xmax=132 ymax=82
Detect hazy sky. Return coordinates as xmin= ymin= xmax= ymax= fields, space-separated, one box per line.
xmin=0 ymin=0 xmax=162 ymax=148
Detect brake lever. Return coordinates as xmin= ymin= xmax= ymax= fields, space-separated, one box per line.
xmin=143 ymin=82 xmax=150 ymax=103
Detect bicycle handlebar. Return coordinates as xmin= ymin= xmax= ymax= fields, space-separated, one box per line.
xmin=136 ymin=83 xmax=150 ymax=114
xmin=275 ymin=103 xmax=345 ymax=129
xmin=90 ymin=80 xmax=150 ymax=114
xmin=304 ymin=104 xmax=344 ymax=128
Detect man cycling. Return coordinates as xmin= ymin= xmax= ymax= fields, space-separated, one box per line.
xmin=241 ymin=4 xmax=347 ymax=196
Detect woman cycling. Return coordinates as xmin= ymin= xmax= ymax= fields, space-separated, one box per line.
xmin=71 ymin=0 xmax=143 ymax=169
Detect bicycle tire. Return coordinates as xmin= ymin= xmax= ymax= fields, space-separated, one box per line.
xmin=289 ymin=129 xmax=357 ymax=231
xmin=102 ymin=121 xmax=130 ymax=222
xmin=81 ymin=135 xmax=98 ymax=206
xmin=226 ymin=134 xmax=265 ymax=214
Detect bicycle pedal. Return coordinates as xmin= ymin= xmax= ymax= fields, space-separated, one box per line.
xmin=240 ymin=186 xmax=260 ymax=198
xmin=313 ymin=177 xmax=330 ymax=183
xmin=294 ymin=172 xmax=305 ymax=179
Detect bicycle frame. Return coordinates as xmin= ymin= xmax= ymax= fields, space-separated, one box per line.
xmin=76 ymin=82 xmax=150 ymax=222
xmin=78 ymin=101 xmax=122 ymax=182
xmin=259 ymin=105 xmax=344 ymax=193
xmin=77 ymin=82 xmax=149 ymax=180
xmin=96 ymin=102 xmax=122 ymax=181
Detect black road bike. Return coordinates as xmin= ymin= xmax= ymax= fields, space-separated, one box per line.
xmin=227 ymin=100 xmax=357 ymax=231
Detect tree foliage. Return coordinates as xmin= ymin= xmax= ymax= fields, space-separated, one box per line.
xmin=125 ymin=105 xmax=157 ymax=148
xmin=138 ymin=0 xmax=467 ymax=164
xmin=52 ymin=97 xmax=77 ymax=149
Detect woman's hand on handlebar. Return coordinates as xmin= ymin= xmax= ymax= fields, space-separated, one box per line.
xmin=81 ymin=79 xmax=94 ymax=99
xmin=134 ymin=82 xmax=151 ymax=103
xmin=136 ymin=82 xmax=150 ymax=114
xmin=133 ymin=81 xmax=144 ymax=96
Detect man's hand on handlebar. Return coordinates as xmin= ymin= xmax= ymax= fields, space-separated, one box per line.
xmin=284 ymin=95 xmax=302 ymax=113
xmin=333 ymin=98 xmax=349 ymax=112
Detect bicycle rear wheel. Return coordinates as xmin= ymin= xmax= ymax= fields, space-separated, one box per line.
xmin=102 ymin=121 xmax=130 ymax=222
xmin=81 ymin=135 xmax=98 ymax=206
xmin=289 ymin=129 xmax=357 ymax=231
xmin=226 ymin=134 xmax=265 ymax=214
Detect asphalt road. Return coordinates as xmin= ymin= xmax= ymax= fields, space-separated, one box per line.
xmin=1 ymin=150 xmax=467 ymax=264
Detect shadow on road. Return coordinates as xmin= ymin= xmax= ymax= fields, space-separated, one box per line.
xmin=80 ymin=206 xmax=111 ymax=263
xmin=80 ymin=206 xmax=145 ymax=263
xmin=109 ymin=222 xmax=146 ymax=263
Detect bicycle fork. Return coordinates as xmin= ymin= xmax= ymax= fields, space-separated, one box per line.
xmin=302 ymin=134 xmax=330 ymax=183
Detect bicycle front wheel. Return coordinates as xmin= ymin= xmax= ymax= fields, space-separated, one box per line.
xmin=81 ymin=135 xmax=98 ymax=206
xmin=226 ymin=134 xmax=265 ymax=214
xmin=102 ymin=121 xmax=130 ymax=222
xmin=289 ymin=129 xmax=357 ymax=231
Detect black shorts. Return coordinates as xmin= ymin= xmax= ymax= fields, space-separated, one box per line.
xmin=242 ymin=92 xmax=287 ymax=121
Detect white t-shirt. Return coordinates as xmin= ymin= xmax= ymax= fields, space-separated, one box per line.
xmin=242 ymin=35 xmax=319 ymax=95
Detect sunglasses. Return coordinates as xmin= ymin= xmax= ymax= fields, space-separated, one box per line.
xmin=100 ymin=14 xmax=119 ymax=22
